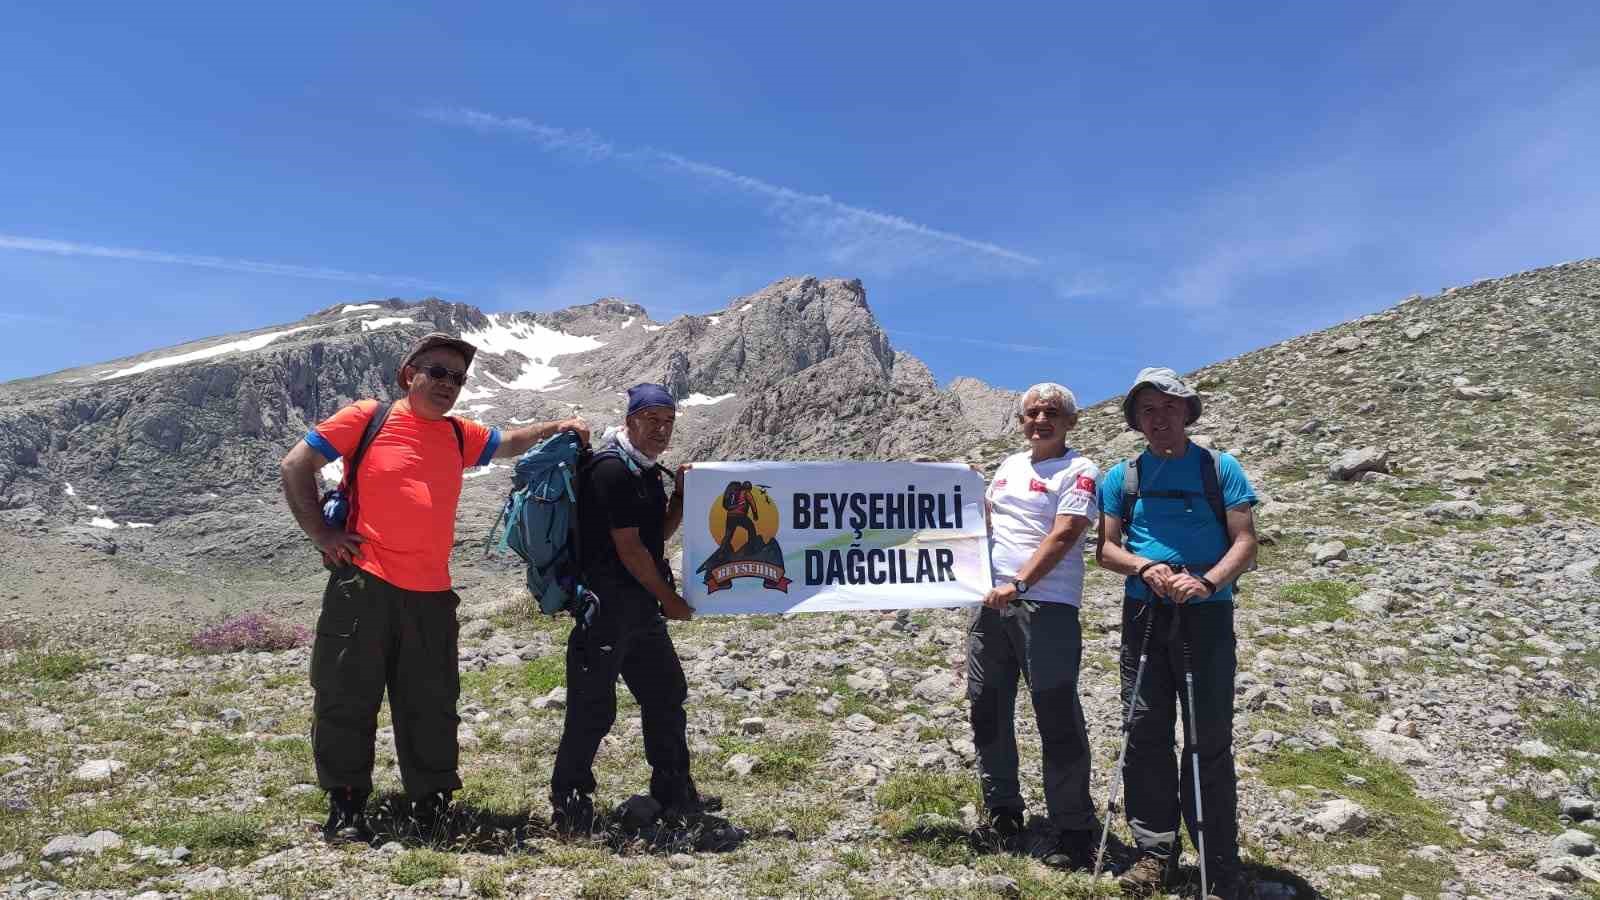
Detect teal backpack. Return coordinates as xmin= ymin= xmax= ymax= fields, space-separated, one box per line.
xmin=487 ymin=430 xmax=589 ymax=615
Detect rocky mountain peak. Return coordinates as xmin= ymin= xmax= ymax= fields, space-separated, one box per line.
xmin=0 ymin=276 xmax=1016 ymax=575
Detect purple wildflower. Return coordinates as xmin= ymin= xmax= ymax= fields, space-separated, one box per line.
xmin=190 ymin=612 xmax=311 ymax=654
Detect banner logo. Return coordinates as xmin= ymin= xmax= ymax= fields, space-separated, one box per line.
xmin=696 ymin=480 xmax=791 ymax=593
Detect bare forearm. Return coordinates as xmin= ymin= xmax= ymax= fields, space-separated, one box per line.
xmin=496 ymin=417 xmax=590 ymax=458
xmin=1015 ymin=524 xmax=1085 ymax=586
xmin=281 ymin=462 xmax=326 ymax=539
xmin=498 ymin=421 xmax=564 ymax=458
xmin=1097 ymin=534 xmax=1152 ymax=577
xmin=663 ymin=494 xmax=684 ymax=540
xmin=1203 ymin=533 xmax=1258 ymax=589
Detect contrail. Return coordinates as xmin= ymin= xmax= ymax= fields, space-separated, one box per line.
xmin=0 ymin=234 xmax=453 ymax=291
xmin=421 ymin=106 xmax=1042 ymax=267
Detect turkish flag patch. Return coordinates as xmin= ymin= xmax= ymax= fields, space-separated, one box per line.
xmin=994 ymin=478 xmax=1007 ymax=489
xmin=1075 ymin=474 xmax=1097 ymax=493
xmin=1028 ymin=478 xmax=1049 ymax=493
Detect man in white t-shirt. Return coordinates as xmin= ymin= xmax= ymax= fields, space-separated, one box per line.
xmin=967 ymin=382 xmax=1101 ymax=870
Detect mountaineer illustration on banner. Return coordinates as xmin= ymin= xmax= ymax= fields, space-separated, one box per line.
xmin=696 ymin=480 xmax=790 ymax=593
xmin=682 ymin=461 xmax=991 ymax=616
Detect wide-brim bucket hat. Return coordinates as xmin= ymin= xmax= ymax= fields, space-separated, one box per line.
xmin=1121 ymin=366 xmax=1202 ymax=429
xmin=397 ymin=332 xmax=479 ymax=390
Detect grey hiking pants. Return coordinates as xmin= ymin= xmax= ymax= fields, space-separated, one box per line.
xmin=965 ymin=601 xmax=1094 ymax=830
xmin=310 ymin=565 xmax=462 ymax=800
xmin=1119 ymin=596 xmax=1239 ymax=870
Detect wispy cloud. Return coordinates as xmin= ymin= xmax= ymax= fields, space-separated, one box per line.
xmin=890 ymin=329 xmax=1140 ymax=366
xmin=0 ymin=234 xmax=453 ymax=291
xmin=489 ymin=237 xmax=760 ymax=319
xmin=419 ymin=106 xmax=1042 ymax=269
xmin=890 ymin=329 xmax=1059 ymax=354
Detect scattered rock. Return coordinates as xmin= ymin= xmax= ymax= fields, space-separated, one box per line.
xmin=1551 ymin=829 xmax=1597 ymax=858
xmin=71 ymin=759 xmax=125 ymax=782
xmin=846 ymin=668 xmax=889 ymax=694
xmin=532 ymin=687 xmax=567 ymax=710
xmin=1360 ymin=730 xmax=1432 ymax=766
xmin=723 ymin=753 xmax=758 ymax=778
xmin=180 ymin=868 xmax=230 ymax=892
xmin=1517 ymin=739 xmax=1558 ymax=760
xmin=979 ymin=875 xmax=1021 ymax=898
xmin=845 ymin=713 xmax=877 ymax=733
xmin=1308 ymin=541 xmax=1348 ymax=565
xmin=912 ymin=671 xmax=959 ymax=703
xmin=1424 ymin=500 xmax=1484 ymax=520
xmin=1328 ymin=447 xmax=1389 ymax=481
xmin=738 ymin=717 xmax=766 ymax=735
xmin=1310 ymin=798 xmax=1368 ymax=835
xmin=41 ymin=831 xmax=123 ymax=860
xmin=1536 ymin=856 xmax=1581 ymax=883
xmin=1564 ymin=558 xmax=1599 ymax=581
xmin=1454 ymin=384 xmax=1507 ymax=401
xmin=1560 ymin=797 xmax=1595 ymax=821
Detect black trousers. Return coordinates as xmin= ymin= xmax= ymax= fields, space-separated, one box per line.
xmin=310 ymin=565 xmax=462 ymax=799
xmin=550 ymin=586 xmax=697 ymax=808
xmin=1119 ymin=596 xmax=1239 ymax=870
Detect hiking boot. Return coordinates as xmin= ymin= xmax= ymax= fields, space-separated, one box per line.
xmin=1118 ymin=853 xmax=1171 ymax=897
xmin=410 ymin=790 xmax=452 ymax=835
xmin=322 ymin=787 xmax=373 ymax=845
xmin=1040 ymin=828 xmax=1097 ymax=871
xmin=1204 ymin=865 xmax=1250 ymax=900
xmin=968 ymin=806 xmax=1025 ymax=851
xmin=988 ymin=808 xmax=1026 ymax=838
xmin=661 ymin=792 xmax=723 ymax=825
xmin=551 ymin=791 xmax=596 ymax=837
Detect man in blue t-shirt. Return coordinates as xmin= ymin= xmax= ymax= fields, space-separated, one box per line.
xmin=1095 ymin=367 xmax=1258 ymax=900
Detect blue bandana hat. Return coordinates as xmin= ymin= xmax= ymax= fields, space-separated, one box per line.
xmin=626 ymin=383 xmax=676 ymax=418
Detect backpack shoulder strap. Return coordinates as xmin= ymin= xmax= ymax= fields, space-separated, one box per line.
xmin=447 ymin=417 xmax=465 ymax=460
xmin=1197 ymin=447 xmax=1228 ymax=529
xmin=590 ymin=444 xmax=643 ymax=478
xmin=346 ymin=401 xmax=392 ymax=492
xmin=1119 ymin=455 xmax=1140 ymax=526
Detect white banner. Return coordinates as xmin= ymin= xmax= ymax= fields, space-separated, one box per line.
xmin=681 ymin=461 xmax=991 ymax=615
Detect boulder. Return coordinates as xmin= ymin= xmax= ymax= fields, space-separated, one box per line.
xmin=1359 ymin=730 xmax=1432 ymax=766
xmin=1309 ymin=798 xmax=1368 ymax=835
xmin=1424 ymin=500 xmax=1484 ymax=520
xmin=1328 ymin=447 xmax=1389 ymax=481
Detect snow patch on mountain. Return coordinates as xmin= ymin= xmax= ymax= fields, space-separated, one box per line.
xmin=103 ymin=325 xmax=319 ymax=380
xmin=679 ymin=392 xmax=736 ymax=407
xmin=340 ymin=303 xmax=382 ymax=314
xmin=361 ymin=316 xmax=414 ymax=331
xmin=461 ymin=315 xmax=605 ymax=391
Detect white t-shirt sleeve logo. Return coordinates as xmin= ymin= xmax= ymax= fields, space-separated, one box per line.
xmin=1058 ymin=465 xmax=1100 ymax=519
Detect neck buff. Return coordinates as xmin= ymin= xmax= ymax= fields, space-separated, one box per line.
xmin=603 ymin=425 xmax=658 ymax=470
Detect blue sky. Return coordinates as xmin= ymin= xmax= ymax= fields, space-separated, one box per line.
xmin=3 ymin=2 xmax=1598 ymax=404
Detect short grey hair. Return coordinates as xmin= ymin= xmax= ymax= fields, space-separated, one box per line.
xmin=1016 ymin=382 xmax=1078 ymax=418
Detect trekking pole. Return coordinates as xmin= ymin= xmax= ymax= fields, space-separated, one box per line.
xmin=1178 ymin=602 xmax=1209 ymax=899
xmin=1092 ymin=602 xmax=1159 ymax=883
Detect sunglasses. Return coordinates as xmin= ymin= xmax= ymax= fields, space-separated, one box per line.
xmin=415 ymin=364 xmax=467 ymax=386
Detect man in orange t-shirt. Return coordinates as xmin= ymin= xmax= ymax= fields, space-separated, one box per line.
xmin=280 ymin=332 xmax=589 ymax=843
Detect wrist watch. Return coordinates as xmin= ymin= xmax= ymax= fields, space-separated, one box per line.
xmin=1012 ymin=579 xmax=1029 ymax=595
